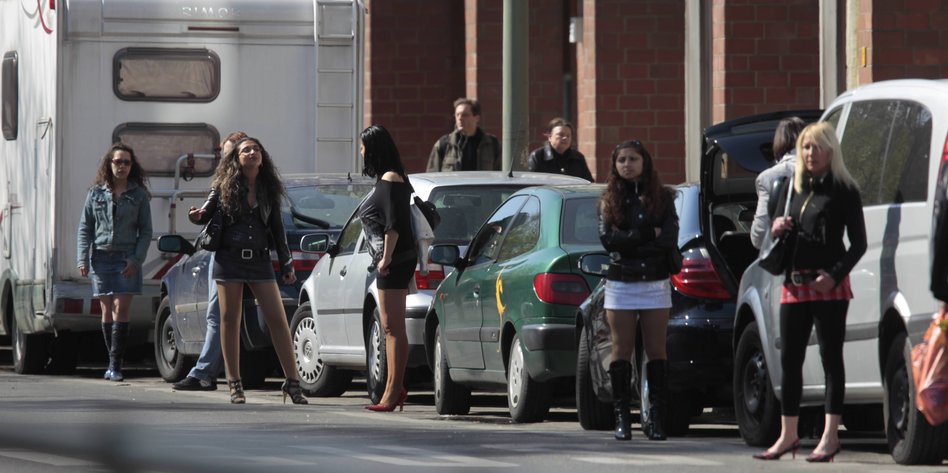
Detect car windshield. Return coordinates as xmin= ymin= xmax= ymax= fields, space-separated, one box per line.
xmin=284 ymin=183 xmax=375 ymax=229
xmin=428 ymin=185 xmax=528 ymax=245
xmin=560 ymin=197 xmax=601 ymax=245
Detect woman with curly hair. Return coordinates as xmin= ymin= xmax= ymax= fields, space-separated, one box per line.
xmin=189 ymin=136 xmax=306 ymax=405
xmin=598 ymin=139 xmax=679 ymax=441
xmin=77 ymin=143 xmax=153 ymax=382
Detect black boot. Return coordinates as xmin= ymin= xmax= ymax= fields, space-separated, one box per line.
xmin=101 ymin=322 xmax=113 ymax=379
xmin=609 ymin=360 xmax=632 ymax=440
xmin=108 ymin=322 xmax=129 ymax=382
xmin=645 ymin=360 xmax=667 ymax=440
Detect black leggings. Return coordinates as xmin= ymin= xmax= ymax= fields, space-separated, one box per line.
xmin=779 ymin=299 xmax=849 ymax=416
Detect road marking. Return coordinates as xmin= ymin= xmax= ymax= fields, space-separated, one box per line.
xmin=573 ymin=453 xmax=722 ymax=466
xmin=296 ymin=445 xmax=516 ymax=468
xmin=0 ymin=449 xmax=95 ymax=467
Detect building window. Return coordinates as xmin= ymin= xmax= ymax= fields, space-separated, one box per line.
xmin=113 ymin=123 xmax=220 ymax=177
xmin=2 ymin=51 xmax=17 ymax=141
xmin=113 ymin=48 xmax=220 ymax=102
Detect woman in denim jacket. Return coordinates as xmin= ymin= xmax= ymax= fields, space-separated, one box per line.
xmin=189 ymin=137 xmax=306 ymax=405
xmin=77 ymin=143 xmax=153 ymax=382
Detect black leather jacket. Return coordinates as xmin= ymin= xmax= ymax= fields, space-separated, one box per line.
xmin=526 ymin=143 xmax=593 ymax=181
xmin=193 ymin=187 xmax=293 ymax=276
xmin=932 ymin=164 xmax=948 ymax=301
xmin=598 ymin=183 xmax=679 ymax=281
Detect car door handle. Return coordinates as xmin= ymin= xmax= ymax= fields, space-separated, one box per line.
xmin=191 ymin=268 xmax=202 ymax=275
xmin=340 ymin=266 xmax=347 ymax=277
xmin=472 ymin=284 xmax=480 ymax=298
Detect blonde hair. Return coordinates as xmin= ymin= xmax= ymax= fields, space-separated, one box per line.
xmin=793 ymin=122 xmax=857 ymax=193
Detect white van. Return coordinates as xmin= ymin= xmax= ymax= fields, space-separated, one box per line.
xmin=734 ymin=79 xmax=948 ymax=465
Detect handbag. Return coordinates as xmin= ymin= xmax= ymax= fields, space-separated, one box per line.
xmin=197 ymin=210 xmax=224 ymax=251
xmin=911 ymin=313 xmax=948 ymax=426
xmin=410 ymin=202 xmax=436 ymax=275
xmin=413 ymin=196 xmax=441 ymax=230
xmin=759 ymin=177 xmax=794 ymax=275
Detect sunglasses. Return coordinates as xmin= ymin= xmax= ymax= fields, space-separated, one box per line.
xmin=111 ymin=159 xmax=132 ymax=166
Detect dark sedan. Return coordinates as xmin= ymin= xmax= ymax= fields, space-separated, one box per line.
xmin=153 ymin=174 xmax=375 ymax=387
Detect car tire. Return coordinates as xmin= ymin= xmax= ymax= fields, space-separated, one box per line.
xmin=11 ymin=310 xmax=49 ymax=374
xmin=507 ymin=334 xmax=551 ymax=423
xmin=733 ymin=321 xmax=780 ymax=447
xmin=638 ymin=351 xmax=691 ymax=437
xmin=433 ymin=325 xmax=470 ymax=415
xmin=883 ymin=332 xmax=948 ymax=465
xmin=290 ymin=302 xmax=352 ymax=397
xmin=576 ymin=325 xmax=612 ymax=430
xmin=154 ymin=296 xmax=194 ymax=382
xmin=366 ymin=306 xmax=387 ymax=404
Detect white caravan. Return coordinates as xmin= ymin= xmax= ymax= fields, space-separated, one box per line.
xmin=0 ymin=0 xmax=364 ymax=373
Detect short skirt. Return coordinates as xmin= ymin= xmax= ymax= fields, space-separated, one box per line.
xmin=213 ymin=248 xmax=277 ymax=283
xmin=376 ymin=253 xmax=417 ymax=290
xmin=90 ymin=249 xmax=143 ymax=296
xmin=603 ymin=279 xmax=672 ymax=311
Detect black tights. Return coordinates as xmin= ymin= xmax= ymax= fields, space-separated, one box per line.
xmin=779 ymin=299 xmax=849 ymax=416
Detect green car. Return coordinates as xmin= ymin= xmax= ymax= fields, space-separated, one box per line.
xmin=426 ymin=184 xmax=605 ymax=422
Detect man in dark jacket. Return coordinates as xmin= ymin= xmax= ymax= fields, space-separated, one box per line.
xmin=426 ymin=98 xmax=501 ymax=172
xmin=526 ymin=117 xmax=593 ymax=181
xmin=931 ymin=162 xmax=948 ymax=317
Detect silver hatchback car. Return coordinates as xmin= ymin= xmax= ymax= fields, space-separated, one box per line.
xmin=291 ymin=171 xmax=590 ymax=403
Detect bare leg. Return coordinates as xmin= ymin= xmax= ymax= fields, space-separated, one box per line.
xmin=762 ymin=415 xmax=800 ymax=456
xmin=98 ymin=295 xmax=115 ymax=324
xmin=638 ymin=308 xmax=669 ymax=361
xmin=217 ymin=282 xmax=244 ymax=381
xmin=378 ymin=288 xmax=409 ymax=406
xmin=606 ymin=309 xmax=637 ymax=363
xmin=247 ymin=281 xmax=298 ymax=380
xmin=812 ymin=413 xmax=842 ymax=456
xmin=112 ymin=294 xmax=134 ymax=323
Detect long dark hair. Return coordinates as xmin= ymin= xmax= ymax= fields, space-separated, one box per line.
xmin=361 ymin=125 xmax=406 ymax=180
xmin=92 ymin=143 xmax=149 ymax=195
xmin=210 ymin=137 xmax=286 ymax=216
xmin=772 ymin=116 xmax=806 ymax=160
xmin=600 ymin=139 xmax=670 ymax=227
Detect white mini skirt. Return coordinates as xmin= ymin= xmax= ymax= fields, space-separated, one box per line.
xmin=604 ymin=279 xmax=672 ymax=310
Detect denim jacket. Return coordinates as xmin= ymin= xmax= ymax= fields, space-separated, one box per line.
xmin=76 ymin=182 xmax=153 ymax=268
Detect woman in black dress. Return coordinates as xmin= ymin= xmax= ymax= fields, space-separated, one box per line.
xmin=359 ymin=125 xmax=416 ymax=412
xmin=190 ymin=137 xmax=307 ymax=405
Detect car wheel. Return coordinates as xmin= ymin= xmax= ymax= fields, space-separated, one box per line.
xmin=733 ymin=322 xmax=780 ymax=446
xmin=154 ymin=296 xmax=194 ymax=382
xmin=11 ymin=310 xmax=49 ymax=374
xmin=883 ymin=332 xmax=948 ymax=465
xmin=507 ymin=334 xmax=551 ymax=423
xmin=576 ymin=325 xmax=612 ymax=431
xmin=638 ymin=351 xmax=691 ymax=437
xmin=434 ymin=325 xmax=470 ymax=415
xmin=290 ymin=302 xmax=352 ymax=397
xmin=366 ymin=306 xmax=387 ymax=404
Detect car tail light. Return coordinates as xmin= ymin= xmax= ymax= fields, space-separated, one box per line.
xmin=292 ymin=250 xmax=322 ymax=272
xmin=670 ymin=247 xmax=731 ymax=300
xmin=62 ymin=298 xmax=84 ymax=314
xmin=943 ymin=132 xmax=948 ymax=163
xmin=415 ymin=262 xmax=445 ymax=290
xmin=534 ymin=273 xmax=590 ymax=306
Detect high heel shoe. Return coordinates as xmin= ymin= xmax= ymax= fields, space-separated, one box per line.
xmin=753 ymin=439 xmax=801 ymax=460
xmin=281 ymin=379 xmax=308 ymax=405
xmin=805 ymin=447 xmax=841 ymax=463
xmin=228 ymin=379 xmax=245 ymax=404
xmin=365 ymin=388 xmax=408 ymax=412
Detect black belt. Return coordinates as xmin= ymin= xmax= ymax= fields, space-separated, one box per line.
xmin=789 ymin=270 xmax=819 ymax=286
xmin=221 ymin=247 xmax=271 ymax=261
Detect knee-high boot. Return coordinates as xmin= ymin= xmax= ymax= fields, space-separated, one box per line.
xmin=608 ymin=360 xmax=632 ymax=440
xmin=645 ymin=360 xmax=667 ymax=440
xmin=108 ymin=322 xmax=129 ymax=382
xmin=101 ymin=322 xmax=113 ymax=379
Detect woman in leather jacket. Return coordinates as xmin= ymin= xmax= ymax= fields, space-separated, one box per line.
xmin=598 ymin=139 xmax=679 ymax=441
xmin=755 ymin=122 xmax=866 ymax=463
xmin=526 ymin=117 xmax=593 ymax=181
xmin=189 ymin=137 xmax=306 ymax=405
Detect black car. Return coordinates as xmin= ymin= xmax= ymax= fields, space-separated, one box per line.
xmin=574 ymin=110 xmax=823 ymax=436
xmin=153 ymin=174 xmax=375 ymax=387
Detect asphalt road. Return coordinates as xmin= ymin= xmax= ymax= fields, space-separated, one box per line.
xmin=0 ymin=348 xmax=944 ymax=473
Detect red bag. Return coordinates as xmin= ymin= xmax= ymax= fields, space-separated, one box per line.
xmin=911 ymin=313 xmax=948 ymax=426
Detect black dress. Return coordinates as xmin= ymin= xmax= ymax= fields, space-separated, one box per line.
xmin=359 ymin=179 xmax=416 ymax=289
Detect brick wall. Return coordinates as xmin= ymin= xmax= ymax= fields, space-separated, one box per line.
xmin=364 ymin=0 xmax=465 ymax=172
xmin=527 ymin=0 xmax=569 ymax=167
xmin=712 ymin=0 xmax=820 ymax=122
xmin=577 ymin=0 xmax=685 ymax=184
xmin=465 ymin=0 xmax=503 ymax=144
xmin=859 ymin=0 xmax=948 ymax=83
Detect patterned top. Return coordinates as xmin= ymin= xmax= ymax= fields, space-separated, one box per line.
xmin=781 ymin=274 xmax=853 ymax=304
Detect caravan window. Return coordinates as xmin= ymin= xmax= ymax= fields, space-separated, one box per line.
xmin=2 ymin=51 xmax=17 ymax=141
xmin=113 ymin=48 xmax=220 ymax=102
xmin=113 ymin=124 xmax=220 ymax=177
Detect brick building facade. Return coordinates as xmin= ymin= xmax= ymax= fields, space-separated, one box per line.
xmin=363 ymin=0 xmax=948 ymax=183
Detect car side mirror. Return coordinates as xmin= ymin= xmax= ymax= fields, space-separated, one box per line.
xmin=429 ymin=244 xmax=461 ymax=267
xmin=157 ymin=235 xmax=195 ymax=255
xmin=578 ymin=252 xmax=610 ymax=277
xmin=300 ymin=234 xmax=330 ymax=254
